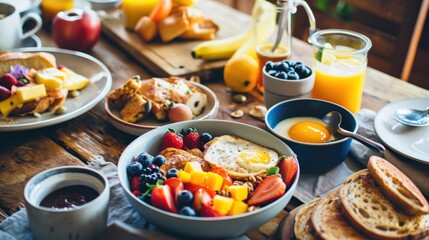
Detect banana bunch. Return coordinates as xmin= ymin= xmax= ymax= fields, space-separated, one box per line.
xmin=223 ymin=0 xmax=276 ymax=92
xmin=191 ymin=0 xmax=276 ymax=61
xmin=172 ymin=0 xmax=198 ymax=7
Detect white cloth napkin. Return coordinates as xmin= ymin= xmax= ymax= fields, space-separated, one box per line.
xmin=293 ymin=109 xmax=429 ymax=204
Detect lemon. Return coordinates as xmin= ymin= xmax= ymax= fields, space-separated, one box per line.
xmin=224 ymin=54 xmax=259 ymax=93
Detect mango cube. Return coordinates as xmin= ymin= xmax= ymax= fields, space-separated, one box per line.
xmin=0 ymin=95 xmax=22 ymax=117
xmin=213 ymin=195 xmax=234 ymax=215
xmin=228 ymin=200 xmax=248 ymax=216
xmin=190 ymin=171 xmax=207 ymax=185
xmin=177 ymin=170 xmax=191 ymax=183
xmin=184 ymin=161 xmax=203 ymax=173
xmin=226 ymin=185 xmax=248 ymax=201
xmin=35 ymin=68 xmax=67 ymax=89
xmin=16 ymin=84 xmax=46 ymax=103
xmin=60 ymin=67 xmax=89 ymax=91
xmin=205 ymin=172 xmax=223 ymax=191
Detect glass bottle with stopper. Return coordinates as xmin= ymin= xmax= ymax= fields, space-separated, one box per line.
xmin=256 ymin=0 xmax=316 ymax=93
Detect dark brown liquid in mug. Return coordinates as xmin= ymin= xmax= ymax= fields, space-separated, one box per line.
xmin=40 ymin=185 xmax=99 ymax=209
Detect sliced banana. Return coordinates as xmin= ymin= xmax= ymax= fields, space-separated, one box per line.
xmin=185 ymin=92 xmax=207 ymax=115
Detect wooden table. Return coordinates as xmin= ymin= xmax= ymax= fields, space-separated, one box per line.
xmin=1 ymin=11 xmax=429 ymax=240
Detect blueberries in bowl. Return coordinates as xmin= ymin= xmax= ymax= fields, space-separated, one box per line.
xmin=265 ymin=60 xmax=312 ymax=80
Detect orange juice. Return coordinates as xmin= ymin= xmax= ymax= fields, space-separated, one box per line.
xmin=312 ymin=57 xmax=366 ymax=113
xmin=122 ymin=0 xmax=159 ymax=30
xmin=256 ymin=43 xmax=290 ymax=93
xmin=41 ymin=0 xmax=74 ymax=23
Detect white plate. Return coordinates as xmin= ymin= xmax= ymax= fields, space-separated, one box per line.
xmin=374 ymin=98 xmax=429 ymax=164
xmin=0 ymin=47 xmax=112 ymax=131
xmin=105 ymin=79 xmax=219 ymax=136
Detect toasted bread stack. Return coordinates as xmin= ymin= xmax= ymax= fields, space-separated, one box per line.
xmin=293 ymin=156 xmax=429 ymax=240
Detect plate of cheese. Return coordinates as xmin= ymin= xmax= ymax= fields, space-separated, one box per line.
xmin=0 ymin=47 xmax=112 ymax=131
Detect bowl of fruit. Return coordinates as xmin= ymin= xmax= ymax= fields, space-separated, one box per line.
xmin=263 ymin=60 xmax=314 ymax=109
xmin=117 ymin=119 xmax=299 ymax=239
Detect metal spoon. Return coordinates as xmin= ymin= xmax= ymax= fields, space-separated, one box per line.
xmin=392 ymin=106 xmax=429 ymax=127
xmin=323 ymin=111 xmax=385 ymax=152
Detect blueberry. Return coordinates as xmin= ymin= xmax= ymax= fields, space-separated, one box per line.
xmin=166 ymin=168 xmax=179 ymax=178
xmin=179 ymin=206 xmax=196 ymax=216
xmin=299 ymin=66 xmax=312 ymax=78
xmin=288 ymin=61 xmax=295 ymax=67
xmin=136 ymin=152 xmax=153 ymax=168
xmin=127 ymin=161 xmax=143 ymax=177
xmin=265 ymin=61 xmax=275 ymax=71
xmin=152 ymin=155 xmax=166 ymax=167
xmin=275 ymin=71 xmax=288 ymax=80
xmin=293 ymin=62 xmax=305 ymax=74
xmin=177 ymin=190 xmax=194 ymax=207
xmin=139 ymin=194 xmax=151 ymax=204
xmin=287 ymin=71 xmax=300 ymax=80
xmin=200 ymin=133 xmax=213 ymax=144
xmin=268 ymin=70 xmax=277 ymax=77
xmin=275 ymin=61 xmax=289 ymax=72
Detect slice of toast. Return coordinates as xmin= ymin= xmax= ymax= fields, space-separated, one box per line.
xmin=339 ymin=169 xmax=429 ymax=240
xmin=0 ymin=52 xmax=56 ymax=75
xmin=293 ymin=199 xmax=319 ymax=240
xmin=311 ymin=189 xmax=368 ymax=240
xmin=368 ymin=156 xmax=429 ymax=215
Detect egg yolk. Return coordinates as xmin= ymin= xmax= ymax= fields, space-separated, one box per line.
xmin=238 ymin=149 xmax=270 ymax=164
xmin=288 ymin=121 xmax=331 ymax=143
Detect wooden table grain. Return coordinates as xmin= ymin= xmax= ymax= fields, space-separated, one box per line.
xmin=1 ymin=16 xmax=429 ymax=240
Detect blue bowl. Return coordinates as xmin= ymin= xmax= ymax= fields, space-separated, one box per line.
xmin=265 ymin=98 xmax=358 ymax=172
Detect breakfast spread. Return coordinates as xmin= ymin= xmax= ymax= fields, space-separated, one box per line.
xmin=293 ymin=156 xmax=429 ymax=239
xmin=126 ymin=127 xmax=298 ymax=217
xmin=0 ymin=52 xmax=90 ymax=118
xmin=107 ymin=76 xmax=207 ymax=123
xmin=40 ymin=185 xmax=99 ymax=209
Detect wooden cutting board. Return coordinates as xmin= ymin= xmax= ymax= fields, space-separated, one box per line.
xmin=100 ymin=1 xmax=252 ymax=81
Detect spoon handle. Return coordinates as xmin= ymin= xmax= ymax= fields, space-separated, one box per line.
xmin=339 ymin=129 xmax=385 ymax=153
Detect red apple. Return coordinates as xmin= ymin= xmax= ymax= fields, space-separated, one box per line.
xmin=52 ymin=9 xmax=101 ymax=52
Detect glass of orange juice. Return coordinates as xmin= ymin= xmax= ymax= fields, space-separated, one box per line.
xmin=41 ymin=0 xmax=74 ymax=23
xmin=309 ymin=29 xmax=372 ymax=113
xmin=122 ymin=0 xmax=159 ymax=30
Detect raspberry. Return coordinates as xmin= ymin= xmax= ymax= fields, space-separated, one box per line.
xmin=131 ymin=176 xmax=140 ymax=192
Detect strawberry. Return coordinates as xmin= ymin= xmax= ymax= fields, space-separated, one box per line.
xmin=161 ymin=129 xmax=183 ymax=150
xmin=247 ymin=175 xmax=286 ymax=206
xmin=184 ymin=183 xmax=216 ymax=198
xmin=151 ymin=185 xmax=178 ymax=213
xmin=131 ymin=176 xmax=140 ymax=192
xmin=192 ymin=188 xmax=213 ymax=211
xmin=182 ymin=127 xmax=201 ymax=149
xmin=200 ymin=203 xmax=224 ymax=217
xmin=164 ymin=177 xmax=184 ymax=205
xmin=0 ymin=74 xmax=18 ymax=90
xmin=278 ymin=156 xmax=298 ymax=187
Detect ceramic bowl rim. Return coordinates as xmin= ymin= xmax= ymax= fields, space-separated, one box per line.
xmin=265 ymin=98 xmax=358 ymax=146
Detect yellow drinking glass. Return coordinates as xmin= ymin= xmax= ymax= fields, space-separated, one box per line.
xmin=310 ymin=29 xmax=372 ymax=113
xmin=41 ymin=0 xmax=74 ymax=23
xmin=122 ymin=0 xmax=159 ymax=30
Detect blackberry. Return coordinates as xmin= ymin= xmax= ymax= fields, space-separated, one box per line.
xmin=142 ymin=167 xmax=152 ymax=175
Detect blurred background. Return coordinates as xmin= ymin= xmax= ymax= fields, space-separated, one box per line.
xmin=219 ymin=0 xmax=429 ymax=90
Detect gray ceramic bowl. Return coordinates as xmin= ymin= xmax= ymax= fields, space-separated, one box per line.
xmin=265 ymin=98 xmax=358 ymax=172
xmin=117 ymin=119 xmax=299 ymax=239
xmin=24 ymin=166 xmax=110 ymax=240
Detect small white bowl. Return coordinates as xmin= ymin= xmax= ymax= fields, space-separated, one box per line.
xmin=105 ymin=79 xmax=219 ymax=136
xmin=24 ymin=166 xmax=110 ymax=240
xmin=263 ymin=61 xmax=315 ymax=108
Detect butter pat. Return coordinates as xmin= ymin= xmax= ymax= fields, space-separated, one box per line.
xmin=16 ymin=84 xmax=46 ymax=103
xmin=35 ymin=68 xmax=67 ymax=89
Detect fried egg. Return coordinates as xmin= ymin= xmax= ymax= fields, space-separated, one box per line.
xmin=203 ymin=135 xmax=279 ymax=178
xmin=273 ymin=117 xmax=334 ymax=143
